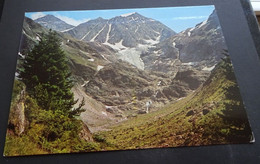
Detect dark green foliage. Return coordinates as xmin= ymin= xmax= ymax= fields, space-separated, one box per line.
xmin=19 ymin=30 xmax=84 ymax=116
xmin=4 ymin=30 xmax=91 ymax=156
xmin=5 ymin=96 xmax=98 ymax=155
xmin=218 ymin=52 xmax=252 ymax=142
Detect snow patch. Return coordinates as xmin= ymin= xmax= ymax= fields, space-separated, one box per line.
xmin=81 ymin=81 xmax=89 ymax=87
xmin=105 ymin=106 xmax=113 ymax=109
xmin=153 ymin=30 xmax=160 ymax=35
xmin=88 ymin=58 xmax=94 ymax=62
xmin=37 ymin=21 xmax=47 ymax=24
xmin=182 ymin=62 xmax=195 ymax=66
xmin=199 ymin=20 xmax=207 ymax=28
xmin=22 ymin=30 xmax=34 ymax=40
xmin=103 ymin=39 xmax=126 ymax=51
xmin=79 ymin=50 xmax=89 ymax=55
xmin=61 ymin=27 xmax=75 ymax=32
xmin=80 ymin=31 xmax=91 ymax=41
xmin=157 ymin=81 xmax=161 ymax=86
xmin=189 ymin=27 xmax=195 ymax=32
xmin=90 ymin=25 xmax=106 ymax=42
xmin=100 ymin=54 xmax=109 ymax=61
xmin=135 ymin=26 xmax=139 ymax=33
xmin=188 ymin=32 xmax=191 ymax=37
xmin=117 ymin=47 xmax=144 ymax=70
xmin=121 ymin=12 xmax=136 ymax=17
xmin=172 ymin=42 xmax=176 ymax=47
xmin=97 ymin=65 xmax=104 ymax=71
xmin=101 ymin=112 xmax=107 ymax=116
xmin=105 ymin=24 xmax=112 ymax=43
xmin=202 ymin=65 xmax=215 ymax=71
xmin=144 ymin=39 xmax=159 ymax=45
xmin=177 ymin=97 xmax=184 ymax=101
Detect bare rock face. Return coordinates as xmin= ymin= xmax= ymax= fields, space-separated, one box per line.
xmin=8 ymin=88 xmax=27 ymax=135
xmin=173 ymin=69 xmax=209 ymax=90
xmin=142 ymin=10 xmax=226 ymax=74
xmin=79 ymin=123 xmax=93 ymax=142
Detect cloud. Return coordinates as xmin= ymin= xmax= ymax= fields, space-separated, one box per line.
xmin=54 ymin=14 xmax=90 ymax=26
xmin=172 ymin=16 xmax=208 ymax=20
xmin=31 ymin=12 xmax=46 ymax=20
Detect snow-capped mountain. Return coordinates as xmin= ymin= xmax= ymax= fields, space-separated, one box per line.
xmin=34 ymin=15 xmax=75 ymax=32
xmin=31 ymin=10 xmax=226 ymax=73
xmin=66 ymin=12 xmax=176 ymax=47
xmin=141 ymin=10 xmax=227 ymax=73
xmin=64 ymin=12 xmax=176 ymax=69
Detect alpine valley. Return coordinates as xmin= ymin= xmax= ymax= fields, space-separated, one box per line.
xmin=4 ymin=9 xmax=252 ymax=156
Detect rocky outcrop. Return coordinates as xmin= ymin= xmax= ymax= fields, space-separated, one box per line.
xmin=79 ymin=123 xmax=93 ymax=141
xmin=8 ymin=88 xmax=26 ymax=135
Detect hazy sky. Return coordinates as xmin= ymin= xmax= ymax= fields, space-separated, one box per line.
xmin=25 ymin=5 xmax=215 ymax=33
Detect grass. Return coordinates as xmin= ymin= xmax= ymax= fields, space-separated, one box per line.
xmin=4 ymin=135 xmax=49 ymax=156
xmin=98 ymin=58 xmax=252 ymax=150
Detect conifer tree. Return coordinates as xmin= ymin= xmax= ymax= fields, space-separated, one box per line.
xmin=20 ymin=30 xmax=84 ymax=116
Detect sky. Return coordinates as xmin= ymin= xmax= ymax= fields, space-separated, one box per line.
xmin=25 ymin=5 xmax=215 ymax=33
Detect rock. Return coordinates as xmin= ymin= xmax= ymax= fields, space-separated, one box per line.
xmin=115 ymin=114 xmax=123 ymax=118
xmin=138 ymin=110 xmax=147 ymax=114
xmin=137 ymin=88 xmax=154 ymax=98
xmin=127 ymin=114 xmax=137 ymax=118
xmin=186 ymin=110 xmax=195 ymax=116
xmin=155 ymin=90 xmax=166 ymax=99
xmin=106 ymin=107 xmax=115 ymax=113
xmin=79 ymin=123 xmax=93 ymax=142
xmin=202 ymin=109 xmax=210 ymax=115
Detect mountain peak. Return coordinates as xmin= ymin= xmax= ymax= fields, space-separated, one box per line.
xmin=34 ymin=14 xmax=75 ymax=32
xmin=35 ymin=14 xmax=60 ymax=21
xmin=120 ymin=12 xmax=138 ymax=17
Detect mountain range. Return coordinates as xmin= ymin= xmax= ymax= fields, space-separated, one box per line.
xmin=20 ymin=10 xmax=227 ymax=132
xmin=34 ymin=11 xmax=225 ymax=72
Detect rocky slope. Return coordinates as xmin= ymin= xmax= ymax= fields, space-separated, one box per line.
xmin=142 ymin=10 xmax=226 ymax=73
xmin=65 ymin=12 xmax=176 ymax=69
xmin=66 ymin=12 xmax=176 ymax=47
xmin=99 ymin=56 xmax=252 ymax=149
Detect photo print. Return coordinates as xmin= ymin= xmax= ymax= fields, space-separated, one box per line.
xmin=4 ymin=5 xmax=253 ymax=156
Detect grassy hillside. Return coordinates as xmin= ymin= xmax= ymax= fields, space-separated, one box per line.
xmin=98 ymin=55 xmax=252 ymax=150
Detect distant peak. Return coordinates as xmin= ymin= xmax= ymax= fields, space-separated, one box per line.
xmin=95 ymin=17 xmax=106 ymax=21
xmin=42 ymin=14 xmax=56 ymax=19
xmin=45 ymin=14 xmax=55 ymax=17
xmin=35 ymin=14 xmax=60 ymax=21
xmin=120 ymin=12 xmax=137 ymax=17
